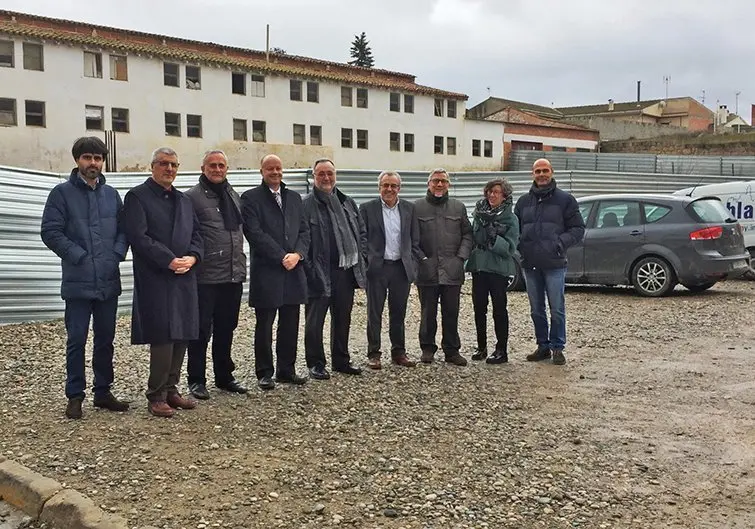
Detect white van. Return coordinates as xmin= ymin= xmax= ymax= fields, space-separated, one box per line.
xmin=674 ymin=180 xmax=755 ymax=264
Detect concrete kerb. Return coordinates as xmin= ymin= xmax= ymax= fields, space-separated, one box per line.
xmin=0 ymin=458 xmax=128 ymax=529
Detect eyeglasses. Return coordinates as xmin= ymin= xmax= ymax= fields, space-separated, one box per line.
xmin=533 ymin=169 xmax=551 ymax=175
xmin=380 ymin=183 xmax=399 ymax=189
xmin=80 ymin=154 xmax=104 ymax=162
xmin=430 ymin=178 xmax=450 ymax=185
xmin=155 ymin=160 xmax=180 ymax=169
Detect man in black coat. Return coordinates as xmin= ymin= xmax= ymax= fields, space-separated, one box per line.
xmin=241 ymin=154 xmax=310 ymax=390
xmin=302 ymin=159 xmax=366 ymax=380
xmin=514 ymin=158 xmax=585 ymax=366
xmin=41 ymin=137 xmax=130 ymax=419
xmin=359 ymin=171 xmax=424 ymax=370
xmin=121 ymin=147 xmax=203 ymax=417
xmin=185 ymin=150 xmax=247 ymax=399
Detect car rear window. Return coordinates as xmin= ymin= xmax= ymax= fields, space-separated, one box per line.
xmin=687 ymin=198 xmax=734 ymax=223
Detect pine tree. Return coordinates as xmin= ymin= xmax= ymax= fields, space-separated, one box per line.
xmin=348 ymin=32 xmax=375 ymax=68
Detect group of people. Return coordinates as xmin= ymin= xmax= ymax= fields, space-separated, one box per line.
xmin=41 ymin=137 xmax=584 ymax=419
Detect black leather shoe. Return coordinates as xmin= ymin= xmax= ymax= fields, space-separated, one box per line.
xmin=526 ymin=347 xmax=552 ymax=362
xmin=217 ymin=380 xmax=248 ymax=394
xmin=471 ymin=347 xmax=488 ymax=361
xmin=66 ymin=396 xmax=83 ymax=419
xmin=92 ymin=391 xmax=130 ymax=412
xmin=486 ymin=350 xmax=508 ymax=364
xmin=333 ymin=364 xmax=362 ymax=375
xmin=189 ymin=382 xmax=210 ymax=400
xmin=275 ymin=373 xmax=308 ymax=385
xmin=257 ymin=376 xmax=276 ymax=390
xmin=309 ymin=366 xmax=331 ymax=380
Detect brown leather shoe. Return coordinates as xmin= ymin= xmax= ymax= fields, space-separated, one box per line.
xmin=420 ymin=351 xmax=435 ymax=364
xmin=392 ymin=355 xmax=416 ymax=367
xmin=367 ymin=357 xmax=382 ymax=370
xmin=166 ymin=392 xmax=197 ymax=410
xmin=445 ymin=354 xmax=468 ymax=367
xmin=148 ymin=401 xmax=175 ymax=418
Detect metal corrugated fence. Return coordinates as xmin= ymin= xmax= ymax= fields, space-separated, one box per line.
xmin=510 ymin=150 xmax=755 ymax=176
xmin=1 ymin=165 xmax=750 ymax=324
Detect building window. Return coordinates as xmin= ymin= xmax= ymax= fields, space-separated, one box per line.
xmin=447 ymin=100 xmax=457 ymax=118
xmin=231 ymin=72 xmax=246 ymax=95
xmin=389 ymin=93 xmax=400 ymax=112
xmin=293 ymin=123 xmax=306 ymax=145
xmin=83 ymin=51 xmax=102 ymax=78
xmin=434 ymin=98 xmax=443 ymax=117
xmin=290 ymin=80 xmax=302 ymax=101
xmin=551 ymin=146 xmax=567 ymax=152
xmin=341 ymin=128 xmax=353 ymax=148
xmin=434 ymin=135 xmax=444 ymax=154
xmin=164 ymin=62 xmax=179 ymax=87
xmin=306 ymin=81 xmax=319 ymax=103
xmin=252 ymin=120 xmax=266 ymax=142
xmin=404 ymin=133 xmax=414 ymax=153
xmin=356 ymin=88 xmax=368 ymax=108
xmin=576 ymin=148 xmax=591 ymax=153
xmin=187 ymin=114 xmax=202 ymax=137
xmin=0 ymin=98 xmax=16 ymax=126
xmin=85 ymin=105 xmax=104 ymax=130
xmin=484 ymin=140 xmax=493 ymax=157
xmin=25 ymin=100 xmax=45 ymax=127
xmin=472 ymin=139 xmax=481 ymax=157
xmin=404 ymin=94 xmax=414 ymax=114
xmin=341 ymin=86 xmax=352 ymax=107
xmin=112 ymin=108 xmax=129 ymax=133
xmin=185 ymin=66 xmax=201 ymax=89
xmin=0 ymin=40 xmax=14 ymax=68
xmin=250 ymin=74 xmax=265 ymax=97
xmin=389 ymin=132 xmax=400 ymax=152
xmin=447 ymin=137 xmax=456 ymax=155
xmin=310 ymin=125 xmax=322 ymax=146
xmin=233 ymin=118 xmax=247 ymax=141
xmin=23 ymin=42 xmax=43 ymax=71
xmin=165 ymin=112 xmax=181 ymax=136
xmin=357 ymin=129 xmax=369 ymax=149
xmin=109 ymin=55 xmax=128 ymax=81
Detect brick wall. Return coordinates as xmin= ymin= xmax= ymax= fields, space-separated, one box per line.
xmin=601 ymin=132 xmax=755 ymax=154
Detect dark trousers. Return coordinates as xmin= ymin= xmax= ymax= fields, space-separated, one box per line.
xmin=366 ymin=261 xmax=411 ymax=358
xmin=254 ymin=304 xmax=300 ymax=379
xmin=146 ymin=342 xmax=187 ymax=402
xmin=187 ymin=282 xmax=243 ymax=386
xmin=64 ymin=296 xmax=119 ymax=399
xmin=471 ymin=271 xmax=510 ymax=352
xmin=417 ymin=284 xmax=462 ymax=357
xmin=304 ymin=268 xmax=356 ymax=369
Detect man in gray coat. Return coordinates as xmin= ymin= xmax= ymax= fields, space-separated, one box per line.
xmin=414 ymin=168 xmax=474 ymax=366
xmin=185 ymin=150 xmax=247 ymax=399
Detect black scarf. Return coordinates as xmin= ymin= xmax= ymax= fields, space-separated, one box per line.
xmin=530 ymin=178 xmax=557 ymax=199
xmin=200 ymin=174 xmax=241 ymax=231
xmin=313 ymin=186 xmax=359 ymax=269
xmin=426 ymin=190 xmax=449 ymax=205
xmin=474 ymin=195 xmax=512 ymax=225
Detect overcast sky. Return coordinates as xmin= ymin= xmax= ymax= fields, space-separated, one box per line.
xmin=3 ymin=0 xmax=753 ymax=122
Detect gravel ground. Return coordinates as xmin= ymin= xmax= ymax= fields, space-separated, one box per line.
xmin=2 ymin=281 xmax=754 ymax=529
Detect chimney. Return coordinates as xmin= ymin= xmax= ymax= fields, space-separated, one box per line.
xmin=608 ymin=99 xmax=615 ymax=111
xmin=751 ymin=104 xmax=755 ymax=126
xmin=637 ymin=80 xmax=641 ymax=102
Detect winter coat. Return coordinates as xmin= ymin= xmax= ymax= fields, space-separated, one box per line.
xmin=302 ymin=187 xmax=366 ymax=298
xmin=414 ymin=193 xmax=474 ymax=286
xmin=185 ymin=177 xmax=247 ymax=284
xmin=514 ymin=180 xmax=585 ymax=270
xmin=465 ymin=197 xmax=520 ymax=278
xmin=41 ymin=169 xmax=127 ymax=301
xmin=240 ymin=182 xmax=310 ymax=309
xmin=121 ymin=178 xmax=203 ymax=345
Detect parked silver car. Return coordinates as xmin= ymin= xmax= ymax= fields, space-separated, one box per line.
xmin=511 ymin=194 xmax=749 ymax=296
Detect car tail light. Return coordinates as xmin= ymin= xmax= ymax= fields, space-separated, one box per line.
xmin=689 ymin=226 xmax=723 ymax=240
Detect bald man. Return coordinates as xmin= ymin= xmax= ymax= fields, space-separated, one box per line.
xmin=240 ymin=154 xmax=310 ymax=390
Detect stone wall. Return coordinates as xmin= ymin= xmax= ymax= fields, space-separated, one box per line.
xmin=601 ymin=132 xmax=755 ymax=155
xmin=564 ymin=116 xmax=687 ymax=141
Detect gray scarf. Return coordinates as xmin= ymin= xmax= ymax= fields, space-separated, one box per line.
xmin=313 ymin=186 xmax=359 ymax=269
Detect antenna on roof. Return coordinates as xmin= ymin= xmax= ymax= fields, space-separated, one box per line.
xmin=266 ymin=24 xmax=270 ymax=62
xmin=486 ymin=87 xmax=491 ymax=97
xmin=663 ymin=75 xmax=671 ymax=100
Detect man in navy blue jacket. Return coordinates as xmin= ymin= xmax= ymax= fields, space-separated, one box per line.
xmin=515 ymin=159 xmax=585 ymax=366
xmin=41 ymin=137 xmax=130 ymax=419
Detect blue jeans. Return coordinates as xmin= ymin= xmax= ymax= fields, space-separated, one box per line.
xmin=64 ymin=296 xmax=119 ymax=399
xmin=523 ymin=267 xmax=567 ymax=350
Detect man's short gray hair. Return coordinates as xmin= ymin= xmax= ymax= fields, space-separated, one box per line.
xmin=378 ymin=170 xmax=402 ymax=185
xmin=151 ymin=147 xmax=178 ymax=165
xmin=202 ymin=150 xmax=228 ymax=165
xmin=427 ymin=168 xmax=449 ymax=183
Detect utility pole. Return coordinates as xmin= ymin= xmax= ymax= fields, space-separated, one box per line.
xmin=700 ymin=89 xmax=705 ymax=105
xmin=736 ymin=91 xmax=741 ymax=133
xmin=663 ymin=75 xmax=671 ymax=100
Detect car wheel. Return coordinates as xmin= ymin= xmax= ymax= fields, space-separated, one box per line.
xmin=508 ymin=259 xmax=525 ymax=291
xmin=682 ymin=281 xmax=717 ymax=292
xmin=631 ymin=256 xmax=677 ymax=297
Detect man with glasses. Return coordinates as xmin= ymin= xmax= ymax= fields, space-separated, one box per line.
xmin=184 ymin=150 xmax=247 ymax=400
xmin=414 ymin=168 xmax=474 ymax=366
xmin=515 ymin=158 xmax=584 ymax=366
xmin=42 ymin=137 xmax=130 ymax=419
xmin=302 ymin=158 xmax=366 ymax=379
xmin=121 ymin=147 xmax=204 ymax=417
xmin=359 ymin=171 xmax=424 ymax=370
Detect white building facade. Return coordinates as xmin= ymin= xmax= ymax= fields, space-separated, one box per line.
xmin=0 ymin=11 xmax=504 ymax=172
